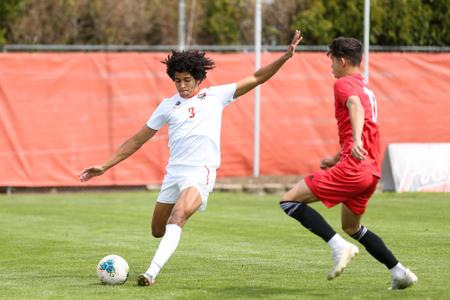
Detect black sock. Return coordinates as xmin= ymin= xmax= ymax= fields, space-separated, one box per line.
xmin=351 ymin=225 xmax=399 ymax=269
xmin=280 ymin=201 xmax=336 ymax=242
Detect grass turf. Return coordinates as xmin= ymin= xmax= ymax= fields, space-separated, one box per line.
xmin=0 ymin=191 xmax=449 ymax=299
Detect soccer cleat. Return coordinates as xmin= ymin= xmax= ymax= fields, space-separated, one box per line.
xmin=327 ymin=243 xmax=359 ymax=280
xmin=137 ymin=273 xmax=155 ymax=286
xmin=389 ymin=268 xmax=417 ymax=290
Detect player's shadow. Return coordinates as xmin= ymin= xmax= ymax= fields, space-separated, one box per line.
xmin=186 ymin=286 xmax=330 ymax=298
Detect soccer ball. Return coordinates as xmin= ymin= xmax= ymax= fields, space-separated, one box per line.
xmin=96 ymin=254 xmax=129 ymax=285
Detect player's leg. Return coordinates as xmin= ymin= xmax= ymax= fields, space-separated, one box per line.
xmin=166 ymin=186 xmax=203 ymax=226
xmin=283 ymin=179 xmax=318 ymax=203
xmin=342 ymin=204 xmax=397 ymax=267
xmin=280 ymin=178 xmax=358 ymax=280
xmin=342 ymin=204 xmax=417 ymax=289
xmin=280 ymin=179 xmax=337 ymax=241
xmin=151 ymin=202 xmax=174 ymax=237
xmin=138 ymin=186 xmax=203 ymax=286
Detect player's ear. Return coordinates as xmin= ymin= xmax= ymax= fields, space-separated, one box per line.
xmin=340 ymin=57 xmax=347 ymax=67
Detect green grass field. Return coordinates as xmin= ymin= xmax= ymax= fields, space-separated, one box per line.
xmin=1 ymin=191 xmax=449 ymax=299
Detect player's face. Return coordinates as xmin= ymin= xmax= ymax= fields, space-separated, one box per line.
xmin=330 ymin=56 xmax=344 ymax=79
xmin=174 ymin=72 xmax=200 ymax=98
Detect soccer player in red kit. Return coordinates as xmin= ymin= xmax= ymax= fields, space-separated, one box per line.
xmin=279 ymin=37 xmax=417 ymax=290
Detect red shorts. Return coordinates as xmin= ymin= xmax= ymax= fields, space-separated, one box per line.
xmin=304 ymin=161 xmax=379 ymax=215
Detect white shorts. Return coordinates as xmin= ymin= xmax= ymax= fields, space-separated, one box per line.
xmin=157 ymin=165 xmax=217 ymax=211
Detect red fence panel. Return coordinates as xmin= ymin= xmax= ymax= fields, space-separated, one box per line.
xmin=1 ymin=52 xmax=449 ymax=186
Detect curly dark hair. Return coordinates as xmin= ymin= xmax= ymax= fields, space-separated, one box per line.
xmin=327 ymin=37 xmax=363 ymax=66
xmin=162 ymin=50 xmax=216 ymax=82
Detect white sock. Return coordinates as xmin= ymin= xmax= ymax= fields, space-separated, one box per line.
xmin=327 ymin=234 xmax=348 ymax=252
xmin=145 ymin=224 xmax=182 ymax=279
xmin=389 ymin=262 xmax=406 ymax=278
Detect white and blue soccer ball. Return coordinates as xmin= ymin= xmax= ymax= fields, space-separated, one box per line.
xmin=96 ymin=254 xmax=129 ymax=285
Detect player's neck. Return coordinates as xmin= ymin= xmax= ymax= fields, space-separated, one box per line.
xmin=342 ymin=66 xmax=361 ymax=78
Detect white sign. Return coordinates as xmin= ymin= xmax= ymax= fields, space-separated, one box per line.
xmin=381 ymin=143 xmax=450 ymax=192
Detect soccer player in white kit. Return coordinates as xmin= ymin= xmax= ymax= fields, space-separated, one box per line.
xmin=79 ymin=30 xmax=302 ymax=286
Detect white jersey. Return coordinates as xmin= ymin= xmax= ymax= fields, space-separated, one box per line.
xmin=146 ymin=83 xmax=237 ymax=168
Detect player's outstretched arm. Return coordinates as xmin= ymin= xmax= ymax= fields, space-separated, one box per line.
xmin=79 ymin=125 xmax=157 ymax=182
xmin=233 ymin=30 xmax=302 ymax=98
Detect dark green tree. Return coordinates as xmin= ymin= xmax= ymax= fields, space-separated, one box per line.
xmin=424 ymin=0 xmax=449 ymax=45
xmin=0 ymin=0 xmax=448 ymax=46
xmin=199 ymin=0 xmax=245 ymax=45
xmin=0 ymin=0 xmax=25 ymax=44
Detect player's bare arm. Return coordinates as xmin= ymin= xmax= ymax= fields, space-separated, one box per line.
xmin=233 ymin=30 xmax=302 ymax=98
xmin=346 ymin=95 xmax=367 ymax=160
xmin=79 ymin=125 xmax=157 ymax=182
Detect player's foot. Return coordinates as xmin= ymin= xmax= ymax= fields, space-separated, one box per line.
xmin=389 ymin=268 xmax=417 ymax=290
xmin=327 ymin=243 xmax=359 ymax=280
xmin=137 ymin=273 xmax=155 ymax=286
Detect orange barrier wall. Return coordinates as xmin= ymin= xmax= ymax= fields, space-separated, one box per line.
xmin=1 ymin=52 xmax=449 ymax=186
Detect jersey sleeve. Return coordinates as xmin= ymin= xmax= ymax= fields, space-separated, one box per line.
xmin=334 ymin=78 xmax=358 ymax=106
xmin=209 ymin=83 xmax=237 ymax=107
xmin=146 ymin=100 xmax=169 ymax=130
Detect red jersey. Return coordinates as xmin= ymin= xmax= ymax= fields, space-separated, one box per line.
xmin=333 ymin=73 xmax=381 ymax=177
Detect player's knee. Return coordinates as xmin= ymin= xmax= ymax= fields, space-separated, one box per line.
xmin=281 ymin=190 xmax=295 ymax=202
xmin=167 ymin=212 xmax=186 ymax=228
xmin=282 ymin=179 xmax=315 ymax=202
xmin=151 ymin=226 xmax=165 ymax=238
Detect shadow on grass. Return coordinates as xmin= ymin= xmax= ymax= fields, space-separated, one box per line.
xmin=184 ymin=285 xmax=330 ymax=298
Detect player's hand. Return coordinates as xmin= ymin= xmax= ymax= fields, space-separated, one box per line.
xmin=286 ymin=30 xmax=303 ymax=58
xmin=352 ymin=139 xmax=368 ymax=160
xmin=320 ymin=157 xmax=338 ymax=170
xmin=79 ymin=166 xmax=106 ymax=182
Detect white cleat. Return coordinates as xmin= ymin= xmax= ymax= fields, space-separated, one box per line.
xmin=327 ymin=243 xmax=359 ymax=280
xmin=389 ymin=268 xmax=418 ymax=290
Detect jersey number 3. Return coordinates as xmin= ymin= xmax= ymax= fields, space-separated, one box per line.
xmin=188 ymin=107 xmax=195 ymax=118
xmin=363 ymin=87 xmax=378 ymax=123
